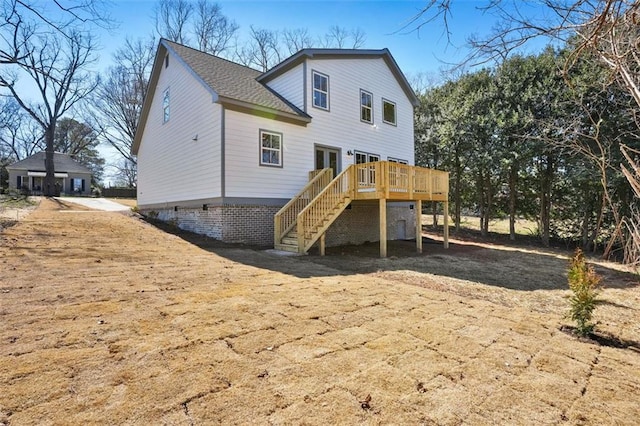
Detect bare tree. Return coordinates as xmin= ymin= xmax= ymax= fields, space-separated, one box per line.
xmin=0 ymin=0 xmax=111 ymax=65
xmin=0 ymin=30 xmax=98 ymax=195
xmin=321 ymin=25 xmax=366 ymax=48
xmin=154 ymin=0 xmax=193 ymax=44
xmin=350 ymin=27 xmax=367 ymax=48
xmin=407 ymin=1 xmax=638 ymax=92
xmin=111 ymin=158 xmax=137 ymax=188
xmin=408 ymin=71 xmax=442 ymax=95
xmin=0 ymin=97 xmax=42 ymax=160
xmin=93 ymin=37 xmax=155 ymax=165
xmin=0 ymin=0 xmax=108 ymax=196
xmin=193 ymin=0 xmax=238 ymax=55
xmin=235 ymin=26 xmax=281 ymax=71
xmin=282 ymin=28 xmax=313 ymax=55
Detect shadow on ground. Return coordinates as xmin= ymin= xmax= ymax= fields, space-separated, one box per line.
xmin=144 ymin=218 xmax=639 ymax=292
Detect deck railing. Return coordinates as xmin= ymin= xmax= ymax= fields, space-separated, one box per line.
xmin=274 ymin=168 xmax=333 ymax=245
xmin=297 ymin=166 xmax=353 ymax=252
xmin=352 ymin=161 xmax=449 ymax=199
xmin=275 ymin=161 xmax=448 ymax=253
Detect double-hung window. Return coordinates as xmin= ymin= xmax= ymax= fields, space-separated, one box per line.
xmin=260 ymin=130 xmax=283 ymax=167
xmin=360 ymin=90 xmax=373 ymax=123
xmin=382 ymin=98 xmax=396 ymax=125
xmin=312 ymin=71 xmax=329 ymax=110
xmin=162 ymin=89 xmax=170 ymax=123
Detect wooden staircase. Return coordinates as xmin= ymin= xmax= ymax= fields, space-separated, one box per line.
xmin=274 ymin=161 xmax=451 ymax=255
xmin=275 ymin=166 xmax=353 ymax=254
xmin=273 ymin=168 xmax=335 ymax=253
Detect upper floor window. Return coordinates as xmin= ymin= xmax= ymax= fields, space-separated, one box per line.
xmin=360 ymin=90 xmax=373 ymax=123
xmin=382 ymin=99 xmax=396 ymax=125
xmin=313 ymin=71 xmax=329 ymax=110
xmin=162 ymin=89 xmax=170 ymax=123
xmin=260 ymin=130 xmax=283 ymax=167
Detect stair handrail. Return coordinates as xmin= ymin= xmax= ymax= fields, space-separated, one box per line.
xmin=274 ymin=167 xmax=333 ymax=244
xmin=297 ymin=165 xmax=354 ymax=251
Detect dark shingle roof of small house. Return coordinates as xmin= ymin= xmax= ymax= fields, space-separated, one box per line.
xmin=7 ymin=151 xmax=92 ymax=174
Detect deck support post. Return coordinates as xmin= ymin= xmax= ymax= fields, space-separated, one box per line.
xmin=443 ymin=200 xmax=449 ymax=249
xmin=379 ymin=198 xmax=387 ymax=258
xmin=319 ymin=233 xmax=326 ymax=256
xmin=415 ymin=200 xmax=422 ymax=253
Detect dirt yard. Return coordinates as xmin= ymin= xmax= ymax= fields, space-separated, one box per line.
xmin=1 ymin=198 xmax=639 ymax=425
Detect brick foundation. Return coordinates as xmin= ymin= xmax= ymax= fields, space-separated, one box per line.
xmin=142 ymin=201 xmax=416 ymax=248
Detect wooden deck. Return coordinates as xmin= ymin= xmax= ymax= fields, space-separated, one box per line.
xmin=274 ymin=161 xmax=449 ymax=257
xmin=351 ymin=161 xmax=448 ymax=202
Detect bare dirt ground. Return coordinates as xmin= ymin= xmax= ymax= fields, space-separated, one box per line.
xmin=1 ymin=198 xmax=639 ymax=425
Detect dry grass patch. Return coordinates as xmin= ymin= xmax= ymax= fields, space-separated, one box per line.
xmin=1 ymin=198 xmax=639 ymax=424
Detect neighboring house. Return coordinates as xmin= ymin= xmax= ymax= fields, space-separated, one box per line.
xmin=6 ymin=151 xmax=92 ymax=196
xmin=133 ymin=39 xmax=449 ymax=256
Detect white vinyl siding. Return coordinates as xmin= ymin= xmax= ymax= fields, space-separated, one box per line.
xmin=138 ymin=52 xmax=415 ymax=204
xmin=136 ymin=53 xmax=222 ymax=206
xmin=225 ymin=110 xmax=310 ymax=198
xmin=305 ymin=57 xmax=414 ymax=169
xmin=263 ymin=63 xmax=304 ymax=110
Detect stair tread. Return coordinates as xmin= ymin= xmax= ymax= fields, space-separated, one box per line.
xmin=274 ymin=244 xmax=299 ymax=253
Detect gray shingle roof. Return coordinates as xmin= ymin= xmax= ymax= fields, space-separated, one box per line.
xmin=164 ymin=40 xmax=309 ymax=119
xmin=7 ymin=151 xmax=92 ymax=174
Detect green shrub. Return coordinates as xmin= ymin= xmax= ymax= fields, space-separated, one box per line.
xmin=567 ymin=248 xmax=601 ymax=336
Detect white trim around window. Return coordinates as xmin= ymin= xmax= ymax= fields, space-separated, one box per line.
xmin=360 ymin=89 xmax=373 ymax=123
xmin=259 ymin=129 xmax=283 ymax=167
xmin=312 ymin=70 xmax=329 ymax=110
xmin=382 ymin=98 xmax=396 ymax=126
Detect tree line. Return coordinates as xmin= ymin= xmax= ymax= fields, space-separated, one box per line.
xmin=412 ymin=0 xmax=640 ymax=265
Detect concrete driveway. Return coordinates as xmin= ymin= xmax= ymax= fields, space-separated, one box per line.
xmin=55 ymin=197 xmax=131 ymax=212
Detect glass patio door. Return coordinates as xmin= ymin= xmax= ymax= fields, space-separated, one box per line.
xmin=315 ymin=146 xmax=340 ymax=178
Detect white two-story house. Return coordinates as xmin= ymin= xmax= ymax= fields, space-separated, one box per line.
xmin=133 ymin=39 xmax=448 ymax=256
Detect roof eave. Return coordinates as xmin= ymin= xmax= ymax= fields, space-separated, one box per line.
xmin=132 ymin=41 xmax=167 ymax=155
xmin=257 ymin=48 xmax=419 ymax=107
xmin=218 ymin=96 xmax=311 ymax=125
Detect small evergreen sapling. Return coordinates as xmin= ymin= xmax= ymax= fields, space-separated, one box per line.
xmin=567 ymin=249 xmax=601 ymax=336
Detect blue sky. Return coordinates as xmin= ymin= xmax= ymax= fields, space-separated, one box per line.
xmin=102 ymin=0 xmax=509 ymax=80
